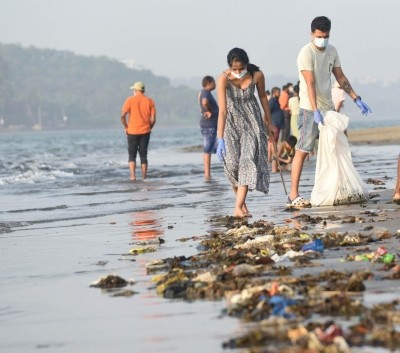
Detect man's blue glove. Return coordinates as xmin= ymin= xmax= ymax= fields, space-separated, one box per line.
xmin=216 ymin=138 xmax=226 ymax=162
xmin=313 ymin=110 xmax=324 ymax=124
xmin=354 ymin=97 xmax=372 ymax=116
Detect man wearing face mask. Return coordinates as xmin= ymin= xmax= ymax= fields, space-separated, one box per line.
xmin=287 ymin=16 xmax=372 ymax=209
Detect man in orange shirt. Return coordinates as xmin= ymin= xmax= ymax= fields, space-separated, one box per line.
xmin=279 ymin=84 xmax=291 ymax=142
xmin=120 ymin=81 xmax=156 ymax=181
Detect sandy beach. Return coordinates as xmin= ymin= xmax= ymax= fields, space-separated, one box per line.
xmin=348 ymin=126 xmax=400 ymax=145
xmin=0 ymin=127 xmax=399 ymax=353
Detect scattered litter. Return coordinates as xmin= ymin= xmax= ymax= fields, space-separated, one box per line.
xmin=90 ymin=274 xmax=134 ymax=289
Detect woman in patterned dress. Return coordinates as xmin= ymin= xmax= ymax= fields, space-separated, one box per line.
xmin=216 ymin=47 xmax=275 ymax=218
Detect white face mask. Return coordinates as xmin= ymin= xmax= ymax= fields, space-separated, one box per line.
xmin=313 ymin=37 xmax=329 ymax=48
xmin=231 ymin=68 xmax=247 ymax=79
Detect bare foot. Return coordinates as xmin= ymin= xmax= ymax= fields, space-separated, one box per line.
xmin=130 ymin=176 xmax=136 ymax=181
xmin=242 ymin=204 xmax=251 ymax=216
xmin=233 ymin=208 xmax=248 ymax=218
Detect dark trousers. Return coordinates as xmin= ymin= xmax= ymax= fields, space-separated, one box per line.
xmin=127 ymin=132 xmax=151 ymax=164
xmin=280 ymin=110 xmax=291 ymax=142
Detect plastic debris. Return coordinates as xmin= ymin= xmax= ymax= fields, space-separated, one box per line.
xmin=90 ymin=274 xmax=134 ymax=289
xmin=269 ymin=295 xmax=296 ymax=318
xmin=128 ymin=246 xmax=157 ymax=255
xmin=270 ymin=250 xmax=304 ymax=262
xmin=301 ymin=238 xmax=324 ymax=253
xmin=234 ymin=234 xmax=274 ymax=249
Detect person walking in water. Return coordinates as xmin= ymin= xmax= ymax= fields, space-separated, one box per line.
xmin=120 ymin=81 xmax=156 ymax=181
xmin=216 ymin=47 xmax=275 ymax=218
xmin=198 ymin=75 xmax=219 ymax=181
xmin=287 ymin=16 xmax=371 ymax=209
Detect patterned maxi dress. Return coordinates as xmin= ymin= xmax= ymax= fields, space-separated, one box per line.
xmin=223 ymin=75 xmax=270 ymax=194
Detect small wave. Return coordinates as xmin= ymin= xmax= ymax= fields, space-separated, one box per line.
xmin=0 ymin=221 xmax=33 ymax=234
xmin=0 ymin=169 xmax=74 ymax=185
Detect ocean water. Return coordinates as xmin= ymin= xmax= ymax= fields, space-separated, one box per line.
xmin=0 ymin=125 xmax=399 ymax=353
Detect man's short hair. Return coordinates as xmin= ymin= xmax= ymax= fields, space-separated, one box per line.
xmin=202 ymin=76 xmax=215 ymax=87
xmin=311 ymin=16 xmax=331 ymax=33
xmin=271 ymin=87 xmax=280 ymax=95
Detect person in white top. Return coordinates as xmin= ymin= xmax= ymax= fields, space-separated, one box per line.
xmin=331 ymin=81 xmax=345 ymax=113
xmin=288 ymin=84 xmax=300 ymax=139
xmin=287 ymin=16 xmax=372 ymax=209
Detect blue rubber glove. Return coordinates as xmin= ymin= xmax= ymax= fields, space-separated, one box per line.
xmin=216 ymin=138 xmax=226 ymax=162
xmin=313 ymin=110 xmax=324 ymax=124
xmin=354 ymin=98 xmax=372 ymax=116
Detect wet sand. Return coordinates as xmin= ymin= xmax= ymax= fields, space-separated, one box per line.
xmin=348 ymin=125 xmax=400 ymax=145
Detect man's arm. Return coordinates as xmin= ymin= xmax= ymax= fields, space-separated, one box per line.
xmin=333 ymin=67 xmax=372 ymax=116
xmin=332 ymin=67 xmax=358 ymax=100
xmin=150 ymin=114 xmax=156 ymax=129
xmin=120 ymin=112 xmax=128 ymax=129
xmin=301 ymin=70 xmax=318 ymax=111
xmin=201 ymin=97 xmax=212 ymax=118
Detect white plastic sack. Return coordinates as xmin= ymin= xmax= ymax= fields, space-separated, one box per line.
xmin=310 ymin=111 xmax=368 ymax=206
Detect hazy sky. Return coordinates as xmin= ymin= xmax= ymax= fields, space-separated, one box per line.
xmin=1 ymin=0 xmax=399 ymax=83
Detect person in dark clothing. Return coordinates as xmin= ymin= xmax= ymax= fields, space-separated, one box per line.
xmin=198 ymin=75 xmax=219 ymax=181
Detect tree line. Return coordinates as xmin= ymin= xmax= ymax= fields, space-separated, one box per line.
xmin=0 ymin=43 xmax=198 ymax=129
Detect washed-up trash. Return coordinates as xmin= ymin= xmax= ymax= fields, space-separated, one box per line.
xmin=192 ymin=271 xmax=217 ymax=283
xmin=382 ymin=253 xmax=395 ymax=265
xmin=128 ymin=246 xmax=157 ymax=255
xmin=299 ymin=233 xmax=311 ymax=241
xmin=226 ymin=225 xmax=261 ymax=236
xmin=372 ymin=227 xmax=391 ymax=240
xmin=347 ymin=247 xmax=396 ymax=265
xmin=90 ymin=274 xmax=134 ymax=289
xmin=287 ymin=326 xmax=308 ymax=344
xmin=270 ymin=250 xmax=304 ymax=262
xmin=375 ymin=246 xmax=388 ymax=256
xmin=110 ymin=290 xmax=138 ymax=297
xmin=269 ymin=295 xmax=296 ymax=318
xmin=231 ymin=263 xmax=258 ymax=277
xmin=234 ymin=234 xmax=274 ymax=249
xmin=146 ymin=259 xmax=169 ymax=273
xmin=301 ymin=238 xmax=324 ymax=253
xmin=340 ymin=232 xmax=362 ymax=245
xmin=315 ymin=322 xmax=343 ymax=344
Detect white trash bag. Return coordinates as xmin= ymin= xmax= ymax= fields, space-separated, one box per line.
xmin=310 ymin=111 xmax=368 ymax=206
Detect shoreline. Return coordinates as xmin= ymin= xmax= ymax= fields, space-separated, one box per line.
xmin=348 ymin=125 xmax=400 ymax=145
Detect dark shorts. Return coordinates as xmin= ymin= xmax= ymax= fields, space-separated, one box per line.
xmin=201 ymin=127 xmax=217 ymax=154
xmin=127 ymin=132 xmax=151 ymax=164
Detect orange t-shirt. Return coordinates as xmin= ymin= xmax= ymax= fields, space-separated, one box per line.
xmin=279 ymin=90 xmax=290 ymax=111
xmin=122 ymin=93 xmax=156 ymax=134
